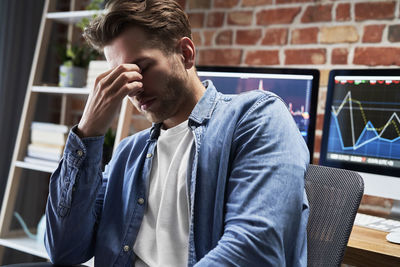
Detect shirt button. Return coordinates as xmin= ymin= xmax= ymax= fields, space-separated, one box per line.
xmin=123 ymin=245 xmax=130 ymax=252
xmin=146 ymin=153 xmax=153 ymax=158
xmin=137 ymin=198 xmax=145 ymax=205
xmin=76 ymin=150 xmax=83 ymax=157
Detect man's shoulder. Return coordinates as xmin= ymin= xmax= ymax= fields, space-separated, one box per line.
xmin=231 ymin=89 xmax=282 ymax=104
xmin=218 ymin=89 xmax=286 ymax=115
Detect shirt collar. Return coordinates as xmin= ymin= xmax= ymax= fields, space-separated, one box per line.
xmin=188 ymin=80 xmax=218 ymax=126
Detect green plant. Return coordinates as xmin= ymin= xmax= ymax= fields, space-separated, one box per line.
xmin=76 ymin=0 xmax=104 ymax=31
xmin=58 ymin=44 xmax=99 ymax=68
xmin=102 ymin=128 xmax=116 ymax=169
xmin=58 ymin=0 xmax=104 ymax=68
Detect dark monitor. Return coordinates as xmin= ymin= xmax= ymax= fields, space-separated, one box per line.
xmin=196 ymin=66 xmax=319 ymax=161
xmin=320 ymin=69 xmax=400 ymax=200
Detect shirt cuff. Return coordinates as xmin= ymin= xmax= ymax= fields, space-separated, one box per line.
xmin=64 ymin=125 xmax=105 ymax=167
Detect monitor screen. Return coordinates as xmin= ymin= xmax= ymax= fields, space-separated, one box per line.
xmin=196 ymin=66 xmax=319 ymax=161
xmin=320 ymin=69 xmax=400 ymax=200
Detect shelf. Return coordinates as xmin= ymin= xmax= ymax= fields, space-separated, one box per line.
xmin=0 ymin=236 xmax=94 ymax=266
xmin=32 ymin=86 xmax=90 ymax=95
xmin=15 ymin=161 xmax=56 ymax=174
xmin=0 ymin=236 xmax=48 ymax=258
xmin=46 ymin=10 xmax=103 ymax=24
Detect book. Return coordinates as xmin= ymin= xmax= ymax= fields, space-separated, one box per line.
xmin=27 ymin=143 xmax=64 ymax=161
xmin=86 ymin=60 xmax=109 ymax=90
xmin=30 ymin=122 xmax=69 ymax=146
xmin=31 ymin=122 xmax=68 ymax=133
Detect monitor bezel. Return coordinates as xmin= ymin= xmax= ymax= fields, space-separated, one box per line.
xmin=196 ymin=66 xmax=320 ymax=162
xmin=320 ymin=68 xmax=400 ymax=177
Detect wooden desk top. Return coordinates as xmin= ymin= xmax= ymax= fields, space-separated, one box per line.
xmin=343 ymin=225 xmax=400 ymax=267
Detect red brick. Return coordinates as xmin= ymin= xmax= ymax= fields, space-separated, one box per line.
xmin=242 ymin=0 xmax=272 ymax=7
xmin=188 ymin=0 xmax=210 ymax=9
xmin=261 ymin=28 xmax=288 ymax=45
xmin=355 ymin=1 xmax=395 ymax=21
xmin=198 ymin=49 xmax=243 ymax=66
xmin=291 ymin=27 xmax=318 ymax=44
xmin=316 ymin=113 xmax=325 ymax=133
xmin=363 ymin=25 xmax=385 ymax=43
xmin=236 ymin=29 xmax=262 ymax=45
xmin=192 ymin=31 xmax=202 ymax=46
xmin=245 ymin=50 xmax=280 ymax=65
xmin=276 ymin=0 xmax=312 ymax=3
xmin=301 ymin=4 xmax=332 ymax=23
xmin=353 ymin=47 xmax=400 ymax=66
xmin=257 ymin=7 xmax=301 ymax=25
xmin=388 ymin=25 xmax=400 ymax=42
xmin=203 ymin=30 xmax=215 ymax=46
xmin=188 ymin=12 xmax=204 ymax=28
xmin=336 ymin=3 xmax=351 ymax=21
xmin=207 ymin=12 xmax=224 ymax=28
xmin=228 ymin=11 xmax=253 ymax=26
xmin=285 ymin=49 xmax=326 ymax=65
xmin=331 ymin=48 xmax=348 ymax=64
xmin=216 ymin=30 xmax=233 ymax=45
xmin=214 ymin=0 xmax=239 ymax=8
xmin=176 ymin=0 xmax=186 ymax=9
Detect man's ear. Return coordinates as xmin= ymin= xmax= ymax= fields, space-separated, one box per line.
xmin=177 ymin=37 xmax=195 ymax=69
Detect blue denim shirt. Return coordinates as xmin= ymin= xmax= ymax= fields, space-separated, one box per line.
xmin=45 ymin=81 xmax=309 ymax=267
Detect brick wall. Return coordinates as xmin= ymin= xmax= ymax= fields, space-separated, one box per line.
xmin=181 ymin=0 xmax=400 ymax=214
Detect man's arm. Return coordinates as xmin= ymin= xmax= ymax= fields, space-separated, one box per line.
xmin=44 ymin=127 xmax=109 ymax=264
xmin=45 ymin=63 xmax=144 ymax=264
xmin=197 ymin=95 xmax=309 ymax=266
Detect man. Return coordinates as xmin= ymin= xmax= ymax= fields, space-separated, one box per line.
xmin=45 ymin=0 xmax=309 ymax=266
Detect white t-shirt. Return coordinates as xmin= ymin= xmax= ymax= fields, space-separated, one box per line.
xmin=133 ymin=120 xmax=193 ymax=267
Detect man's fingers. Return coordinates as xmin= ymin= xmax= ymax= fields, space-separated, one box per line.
xmin=94 ymin=68 xmax=114 ymax=88
xmin=117 ymin=81 xmax=143 ymax=99
xmin=102 ymin=64 xmax=141 ymax=87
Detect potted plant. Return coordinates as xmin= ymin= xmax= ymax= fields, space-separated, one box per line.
xmin=58 ymin=44 xmax=98 ymax=88
xmin=58 ymin=0 xmax=104 ymax=88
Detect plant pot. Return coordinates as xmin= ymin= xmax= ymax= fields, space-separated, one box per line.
xmin=59 ymin=65 xmax=87 ymax=88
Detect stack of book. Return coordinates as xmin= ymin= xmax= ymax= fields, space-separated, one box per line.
xmin=24 ymin=122 xmax=69 ymax=169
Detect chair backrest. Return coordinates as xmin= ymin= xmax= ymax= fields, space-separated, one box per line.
xmin=305 ymin=164 xmax=364 ymax=267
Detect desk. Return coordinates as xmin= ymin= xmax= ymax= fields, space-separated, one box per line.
xmin=343 ymin=226 xmax=400 ymax=267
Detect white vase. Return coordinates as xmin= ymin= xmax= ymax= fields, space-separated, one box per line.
xmin=59 ymin=65 xmax=87 ymax=88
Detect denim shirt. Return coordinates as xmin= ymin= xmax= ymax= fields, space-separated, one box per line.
xmin=45 ymin=81 xmax=309 ymax=267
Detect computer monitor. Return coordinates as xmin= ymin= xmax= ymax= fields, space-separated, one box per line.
xmin=320 ymin=69 xmax=400 ymax=202
xmin=196 ymin=66 xmax=319 ymax=161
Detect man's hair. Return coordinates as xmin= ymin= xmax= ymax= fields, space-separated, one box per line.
xmin=83 ymin=0 xmax=192 ymax=53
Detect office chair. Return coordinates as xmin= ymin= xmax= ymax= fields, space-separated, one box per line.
xmin=305 ymin=164 xmax=364 ymax=267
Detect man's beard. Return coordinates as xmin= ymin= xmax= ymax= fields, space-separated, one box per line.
xmin=141 ymin=63 xmax=191 ymax=124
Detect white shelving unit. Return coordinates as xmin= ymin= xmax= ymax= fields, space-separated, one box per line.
xmin=32 ymin=85 xmax=90 ymax=95
xmin=0 ymin=236 xmax=94 ymax=265
xmin=46 ymin=10 xmax=103 ymax=24
xmin=0 ymin=1 xmax=101 ymax=265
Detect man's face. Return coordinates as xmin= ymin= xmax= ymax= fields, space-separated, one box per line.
xmin=104 ymin=27 xmax=192 ymax=127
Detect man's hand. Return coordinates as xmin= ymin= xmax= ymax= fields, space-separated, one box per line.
xmin=77 ymin=64 xmax=143 ymax=138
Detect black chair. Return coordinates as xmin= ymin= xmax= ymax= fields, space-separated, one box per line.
xmin=305 ymin=164 xmax=364 ymax=267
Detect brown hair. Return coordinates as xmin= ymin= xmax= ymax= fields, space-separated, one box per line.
xmin=83 ymin=0 xmax=192 ymax=53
